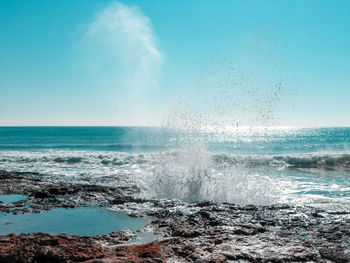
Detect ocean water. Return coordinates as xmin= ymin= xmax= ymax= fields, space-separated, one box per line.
xmin=0 ymin=126 xmax=349 ymax=208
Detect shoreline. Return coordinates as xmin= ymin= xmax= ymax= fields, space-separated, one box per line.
xmin=0 ymin=170 xmax=349 ymax=262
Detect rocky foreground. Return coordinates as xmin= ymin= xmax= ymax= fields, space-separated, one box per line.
xmin=0 ymin=170 xmax=350 ymax=263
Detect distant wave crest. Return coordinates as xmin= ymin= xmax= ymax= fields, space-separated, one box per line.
xmin=1 ymin=150 xmax=350 ymax=172
xmin=213 ymin=152 xmax=350 ymax=170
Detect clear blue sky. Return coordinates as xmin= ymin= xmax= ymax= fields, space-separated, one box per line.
xmin=1 ymin=0 xmax=349 ymax=126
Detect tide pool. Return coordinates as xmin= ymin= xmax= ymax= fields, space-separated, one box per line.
xmin=0 ymin=207 xmax=148 ymax=236
xmin=0 ymin=195 xmax=28 ymax=204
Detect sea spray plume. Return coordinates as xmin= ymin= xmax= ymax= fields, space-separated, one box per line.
xmin=148 ymin=53 xmax=289 ymax=204
xmin=86 ymin=2 xmax=163 ymax=124
xmin=145 ymin=104 xmax=279 ymax=205
xmin=150 ymin=147 xmax=278 ymax=205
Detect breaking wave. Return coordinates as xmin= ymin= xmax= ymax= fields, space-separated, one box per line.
xmin=213 ymin=152 xmax=350 ymax=170
xmin=1 ymin=150 xmax=350 ymax=171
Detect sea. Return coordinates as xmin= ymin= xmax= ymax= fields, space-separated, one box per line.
xmin=0 ymin=126 xmax=349 ymax=209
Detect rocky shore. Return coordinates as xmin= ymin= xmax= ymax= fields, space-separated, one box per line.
xmin=0 ymin=170 xmax=350 ymax=262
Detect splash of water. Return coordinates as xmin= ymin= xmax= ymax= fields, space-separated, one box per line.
xmin=148 ymin=55 xmax=287 ymax=205
xmin=144 ymin=109 xmax=281 ymax=205
xmin=150 ymin=147 xmax=278 ymax=205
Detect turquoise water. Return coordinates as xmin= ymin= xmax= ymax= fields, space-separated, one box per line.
xmin=0 ymin=126 xmax=349 ymax=154
xmin=0 ymin=195 xmax=28 ymax=204
xmin=0 ymin=127 xmax=168 ymax=152
xmin=0 ymin=127 xmax=349 ymax=205
xmin=0 ymin=207 xmax=147 ymax=236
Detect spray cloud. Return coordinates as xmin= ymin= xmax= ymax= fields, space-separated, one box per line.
xmin=85 ymin=2 xmax=163 ymax=125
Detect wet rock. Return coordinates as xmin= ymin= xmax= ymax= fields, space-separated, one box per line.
xmin=0 ymin=171 xmax=139 ymax=213
xmin=34 ymin=191 xmax=53 ymax=199
xmin=0 ymin=233 xmax=107 ymax=263
xmin=0 ymin=233 xmax=168 ymax=263
xmin=319 ymin=246 xmax=350 ymax=263
xmin=112 ymin=242 xmax=165 ymax=262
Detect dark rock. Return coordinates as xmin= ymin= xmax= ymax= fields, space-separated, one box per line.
xmin=1 ymin=170 xmax=350 ymax=262
xmin=319 ymin=246 xmax=350 ymax=263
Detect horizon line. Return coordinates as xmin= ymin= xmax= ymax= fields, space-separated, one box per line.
xmin=0 ymin=125 xmax=350 ymax=128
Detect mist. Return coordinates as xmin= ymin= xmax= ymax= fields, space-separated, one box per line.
xmin=84 ymin=1 xmax=163 ymax=126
